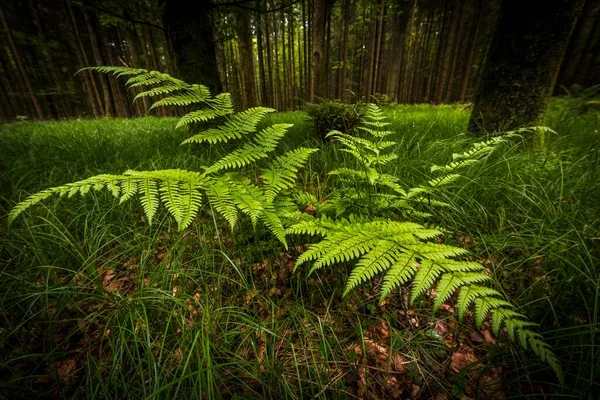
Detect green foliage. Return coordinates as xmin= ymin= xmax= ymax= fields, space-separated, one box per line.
xmin=80 ymin=66 xmax=234 ymax=128
xmin=9 ymin=69 xmax=564 ymax=384
xmin=11 ymin=67 xmax=318 ymax=249
xmin=290 ymin=104 xmax=562 ymax=379
xmin=304 ymin=100 xmax=363 ymax=141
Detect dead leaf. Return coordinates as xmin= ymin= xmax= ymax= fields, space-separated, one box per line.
xmin=56 ymin=358 xmax=77 ymax=384
xmin=482 ymin=329 xmax=497 ymax=344
xmin=391 ymin=353 xmax=406 ymax=373
xmin=305 ymin=204 xmax=317 ymax=215
xmin=469 ymin=331 xmax=485 ymax=344
xmin=451 ymin=349 xmax=478 ymax=373
xmin=435 ymin=321 xmax=450 ymax=336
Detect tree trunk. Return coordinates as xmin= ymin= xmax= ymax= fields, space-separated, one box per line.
xmin=458 ymin=0 xmax=483 ymax=102
xmin=162 ymin=0 xmax=221 ymax=94
xmin=0 ymin=5 xmax=44 ymax=120
xmin=311 ymin=0 xmax=326 ymax=100
xmin=555 ymin=0 xmax=600 ymax=92
xmin=469 ymin=0 xmax=584 ymax=134
xmin=399 ymin=0 xmax=417 ymax=103
xmin=236 ymin=11 xmax=257 ymax=108
xmin=67 ymin=0 xmax=102 ymax=116
xmin=256 ymin=10 xmax=268 ymax=106
xmin=84 ymin=11 xmax=113 ymax=117
xmin=385 ymin=2 xmax=411 ymax=101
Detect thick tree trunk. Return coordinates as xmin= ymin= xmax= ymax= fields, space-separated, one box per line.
xmin=162 ymin=0 xmax=221 ymax=94
xmin=385 ymin=2 xmax=411 ymax=101
xmin=469 ymin=0 xmax=584 ymax=134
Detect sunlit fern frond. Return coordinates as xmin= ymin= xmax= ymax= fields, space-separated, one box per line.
xmin=182 ymin=107 xmax=276 ymax=145
xmin=289 ymin=217 xmax=562 ymax=380
xmin=149 ymin=84 xmax=212 ymax=109
xmin=261 ymin=147 xmax=319 ymax=202
xmin=205 ymin=123 xmax=292 ymax=174
xmin=9 ymin=170 xmax=208 ymax=231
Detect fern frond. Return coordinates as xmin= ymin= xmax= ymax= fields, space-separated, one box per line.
xmin=344 ymin=240 xmax=401 ymax=296
xmin=134 ymin=83 xmax=189 ymax=101
xmin=456 ymin=285 xmax=501 ymax=322
xmin=204 ymin=176 xmax=238 ymax=229
xmin=125 ymin=70 xmax=186 ymax=88
xmin=261 ymin=147 xmax=319 ymax=202
xmin=78 ymin=66 xmax=147 ymax=78
xmin=183 ymin=107 xmax=276 ymax=145
xmin=474 ymin=296 xmax=515 ymax=329
xmin=205 ymin=124 xmax=291 ymax=174
xmin=434 ymin=272 xmax=491 ymax=311
xmin=176 ymin=107 xmax=234 ymax=129
xmin=260 ymin=204 xmax=287 ymax=247
xmin=9 ymin=169 xmax=208 ymax=231
xmin=379 ymin=254 xmax=418 ymax=301
xmin=227 ymin=174 xmax=264 ymax=226
xmin=149 ymin=85 xmax=211 ymax=108
xmin=410 ymin=260 xmax=444 ymax=303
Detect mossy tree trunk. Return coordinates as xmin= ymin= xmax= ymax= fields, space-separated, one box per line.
xmin=468 ymin=0 xmax=584 ymax=135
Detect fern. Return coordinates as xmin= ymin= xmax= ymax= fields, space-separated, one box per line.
xmin=10 ymin=66 xmax=319 ymax=251
xmin=261 ymin=147 xmax=319 ymax=202
xmin=289 ymin=216 xmax=562 ymax=380
xmin=290 ymin=104 xmax=562 ymax=380
xmin=9 ymin=170 xmax=207 ymax=231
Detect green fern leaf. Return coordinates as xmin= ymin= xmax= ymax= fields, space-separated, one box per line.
xmin=344 ymin=240 xmax=400 ymax=296
xmin=379 ymin=254 xmax=418 ymax=301
xmin=182 ymin=107 xmax=276 ymax=145
xmin=261 ymin=147 xmax=318 ymax=202
xmin=205 ymin=124 xmax=291 ymax=174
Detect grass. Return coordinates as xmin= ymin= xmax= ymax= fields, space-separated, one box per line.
xmin=0 ymin=101 xmax=599 ymax=399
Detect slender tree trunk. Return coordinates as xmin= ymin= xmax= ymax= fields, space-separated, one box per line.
xmin=445 ymin=0 xmax=467 ymax=102
xmin=256 ymin=10 xmax=268 ymax=106
xmin=84 ymin=11 xmax=113 ymax=117
xmin=265 ymin=12 xmax=274 ymax=107
xmin=281 ymin=8 xmax=288 ymax=108
xmin=236 ymin=11 xmax=257 ymax=108
xmin=459 ymin=0 xmax=483 ymax=102
xmin=0 ymin=5 xmax=44 ymax=120
xmin=311 ymin=0 xmax=326 ymax=100
xmin=272 ymin=9 xmax=282 ymax=108
xmin=555 ymin=0 xmax=600 ymax=91
xmin=67 ymin=0 xmax=102 ymax=116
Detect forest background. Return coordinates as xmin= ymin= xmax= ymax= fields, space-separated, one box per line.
xmin=1 ymin=0 xmax=599 ymax=122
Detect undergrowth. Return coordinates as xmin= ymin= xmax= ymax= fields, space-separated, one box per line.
xmin=0 ymin=86 xmax=598 ymax=399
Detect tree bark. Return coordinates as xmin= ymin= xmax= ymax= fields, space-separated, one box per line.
xmin=162 ymin=0 xmax=222 ymax=94
xmin=469 ymin=0 xmax=584 ymax=135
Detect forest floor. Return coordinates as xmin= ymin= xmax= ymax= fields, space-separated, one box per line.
xmin=0 ymin=102 xmax=599 ymax=399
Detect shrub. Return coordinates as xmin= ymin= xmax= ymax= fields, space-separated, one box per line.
xmin=304 ymin=100 xmax=362 ymax=141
